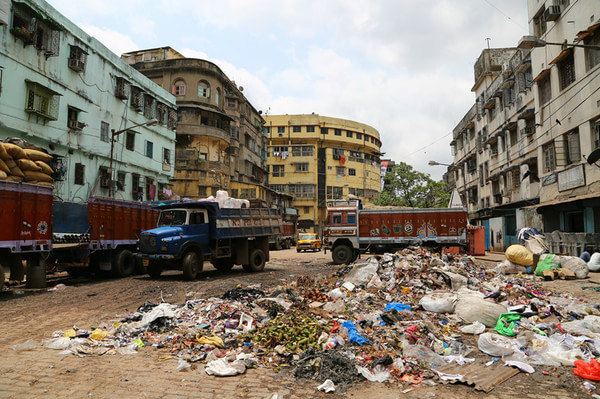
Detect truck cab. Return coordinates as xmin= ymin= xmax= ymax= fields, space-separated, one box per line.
xmin=323 ymin=199 xmax=361 ymax=264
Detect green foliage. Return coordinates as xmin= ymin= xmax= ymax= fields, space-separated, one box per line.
xmin=374 ymin=162 xmax=451 ymax=208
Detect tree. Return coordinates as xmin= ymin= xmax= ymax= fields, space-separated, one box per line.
xmin=375 ymin=161 xmax=451 ymax=208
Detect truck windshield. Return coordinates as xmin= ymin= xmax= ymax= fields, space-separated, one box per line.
xmin=158 ymin=210 xmax=187 ymax=226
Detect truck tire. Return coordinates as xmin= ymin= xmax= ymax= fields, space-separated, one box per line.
xmin=243 ymin=249 xmax=266 ymax=272
xmin=332 ymin=244 xmax=353 ymax=265
xmin=147 ymin=261 xmax=163 ymax=279
xmin=8 ymin=256 xmax=24 ymax=282
xmin=212 ymin=259 xmax=234 ymax=272
xmin=283 ymin=239 xmax=290 ymax=250
xmin=112 ymin=250 xmax=136 ymax=277
xmin=182 ymin=251 xmax=202 ymax=280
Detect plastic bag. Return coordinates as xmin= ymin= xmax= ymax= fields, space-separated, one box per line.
xmin=528 ymin=333 xmax=585 ymax=366
xmin=419 ymin=292 xmax=457 ymax=313
xmin=205 ymin=358 xmax=246 ymax=377
xmin=177 ymin=359 xmax=191 ymax=372
xmin=504 ymin=360 xmax=535 ymax=373
xmin=559 ymin=256 xmax=589 ymax=279
xmin=356 ymin=365 xmax=390 ymax=382
xmin=561 ymin=315 xmax=600 ymax=338
xmin=454 ymin=289 xmax=507 ymax=327
xmin=505 ymin=245 xmax=534 ymax=266
xmin=384 ymin=302 xmax=412 ymax=312
xmin=495 ymin=313 xmax=522 ymax=337
xmin=342 ymin=320 xmax=369 ymax=345
xmin=402 ymin=344 xmax=446 ymax=368
xmin=460 ymin=321 xmax=486 ymax=335
xmin=317 ymin=379 xmax=336 ymax=392
xmin=535 ymin=254 xmax=560 ymax=276
xmin=495 ymin=260 xmax=524 ymax=275
xmin=588 ymin=253 xmax=600 ymax=272
xmin=477 ymin=333 xmax=515 ymax=357
xmin=574 ymin=359 xmax=600 ymax=381
xmin=10 ymin=340 xmax=37 ymax=351
xmin=344 ymin=257 xmax=379 ymax=286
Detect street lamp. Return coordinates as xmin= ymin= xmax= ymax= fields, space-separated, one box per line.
xmin=109 ymin=118 xmax=158 ymax=198
xmin=517 ymin=35 xmax=600 ymax=50
xmin=428 ymin=160 xmax=452 ymax=167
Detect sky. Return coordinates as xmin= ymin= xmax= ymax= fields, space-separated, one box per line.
xmin=47 ymin=0 xmax=530 ymax=180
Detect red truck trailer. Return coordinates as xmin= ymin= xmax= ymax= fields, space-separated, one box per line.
xmin=0 ymin=181 xmax=53 ymax=290
xmin=269 ymin=207 xmax=298 ymax=250
xmin=323 ymin=199 xmax=468 ymax=264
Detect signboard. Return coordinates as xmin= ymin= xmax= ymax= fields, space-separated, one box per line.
xmin=558 ymin=164 xmax=585 ymax=192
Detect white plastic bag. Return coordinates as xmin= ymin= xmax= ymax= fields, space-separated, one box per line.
xmin=356 ymin=365 xmax=390 ymax=382
xmin=559 ymin=256 xmax=589 ymax=279
xmin=419 ymin=292 xmax=457 ymax=313
xmin=588 ymin=253 xmax=600 ymax=272
xmin=459 ymin=321 xmax=486 ymax=335
xmin=454 ymin=289 xmax=506 ymax=327
xmin=344 ymin=258 xmax=379 ymax=287
xmin=477 ymin=333 xmax=515 ymax=357
xmin=561 ymin=315 xmax=600 ymax=338
xmin=494 ymin=260 xmax=524 ymax=275
xmin=205 ymin=358 xmax=246 ymax=377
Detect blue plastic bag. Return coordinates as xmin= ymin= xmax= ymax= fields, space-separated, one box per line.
xmin=384 ymin=302 xmax=412 ymax=312
xmin=341 ymin=320 xmax=369 ymax=346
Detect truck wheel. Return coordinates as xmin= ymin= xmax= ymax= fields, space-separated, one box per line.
xmin=332 ymin=245 xmax=353 ymax=265
xmin=283 ymin=239 xmax=291 ymax=250
xmin=243 ymin=249 xmax=266 ymax=272
xmin=275 ymin=240 xmax=282 ymax=251
xmin=296 ymin=248 xmax=301 ymax=253
xmin=112 ymin=250 xmax=136 ymax=278
xmin=212 ymin=259 xmax=234 ymax=272
xmin=182 ymin=251 xmax=202 ymax=280
xmin=8 ymin=256 xmax=24 ymax=283
xmin=351 ymin=250 xmax=359 ymax=263
xmin=147 ymin=261 xmax=163 ymax=279
xmin=0 ymin=263 xmax=5 ymax=291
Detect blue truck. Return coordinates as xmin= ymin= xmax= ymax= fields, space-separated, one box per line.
xmin=137 ymin=201 xmax=282 ymax=280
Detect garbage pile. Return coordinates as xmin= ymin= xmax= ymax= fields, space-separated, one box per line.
xmin=38 ymin=249 xmax=600 ymax=393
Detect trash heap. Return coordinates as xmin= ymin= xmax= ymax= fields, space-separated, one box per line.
xmin=38 ymin=249 xmax=600 ymax=393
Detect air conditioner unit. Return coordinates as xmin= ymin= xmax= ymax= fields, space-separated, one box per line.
xmin=68 ymin=120 xmax=85 ymax=130
xmin=68 ymin=58 xmax=85 ymax=72
xmin=544 ymin=5 xmax=561 ymax=21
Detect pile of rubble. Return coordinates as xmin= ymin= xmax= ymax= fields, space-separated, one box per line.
xmin=34 ymin=248 xmax=600 ymax=393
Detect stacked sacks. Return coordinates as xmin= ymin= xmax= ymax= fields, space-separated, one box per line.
xmin=0 ymin=142 xmax=54 ymax=186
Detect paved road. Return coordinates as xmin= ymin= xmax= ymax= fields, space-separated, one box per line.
xmin=0 ymin=249 xmax=591 ymax=399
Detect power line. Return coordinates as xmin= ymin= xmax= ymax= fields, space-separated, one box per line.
xmin=481 ymin=0 xmax=528 ymax=30
xmin=405 ymin=131 xmax=453 ymax=157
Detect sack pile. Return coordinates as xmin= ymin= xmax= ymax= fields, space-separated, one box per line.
xmin=0 ymin=141 xmax=54 ymax=186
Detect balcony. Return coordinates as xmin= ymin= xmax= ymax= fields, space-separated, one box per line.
xmin=176 ymin=123 xmax=231 ymax=143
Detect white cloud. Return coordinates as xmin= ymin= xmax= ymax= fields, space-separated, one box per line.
xmin=79 ymin=24 xmax=139 ymax=56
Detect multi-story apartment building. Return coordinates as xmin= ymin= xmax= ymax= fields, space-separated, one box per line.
xmin=451 ymin=47 xmax=537 ymax=250
xmin=122 ymin=47 xmax=269 ymax=200
xmin=451 ymin=1 xmax=600 ymax=250
xmin=265 ymin=114 xmax=382 ymax=231
xmin=0 ymin=0 xmax=177 ymax=202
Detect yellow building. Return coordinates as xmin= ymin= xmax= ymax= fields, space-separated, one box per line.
xmin=265 ymin=114 xmax=382 ymax=230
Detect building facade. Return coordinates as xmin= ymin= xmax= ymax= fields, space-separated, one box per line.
xmin=0 ymin=0 xmax=177 ymax=202
xmin=265 ymin=114 xmax=382 ymax=230
xmin=451 ymin=0 xmax=600 ymax=250
xmin=122 ymin=48 xmax=270 ymax=201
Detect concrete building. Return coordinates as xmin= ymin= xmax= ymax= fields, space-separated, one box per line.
xmin=265 ymin=114 xmax=382 ymax=230
xmin=451 ymin=47 xmax=537 ymax=251
xmin=0 ymin=0 xmax=177 ymax=202
xmin=122 ymin=47 xmax=270 ymax=201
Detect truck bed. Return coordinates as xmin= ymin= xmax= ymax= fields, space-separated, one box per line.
xmin=216 ymin=207 xmax=282 ymax=239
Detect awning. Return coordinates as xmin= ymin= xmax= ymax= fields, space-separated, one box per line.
xmin=533 ymin=68 xmax=551 ymax=82
xmin=24 ymin=79 xmax=62 ymax=96
xmin=549 ymin=47 xmax=573 ymax=65
xmin=527 ymin=191 xmax=600 ymax=209
xmin=576 ymin=22 xmax=600 ymax=41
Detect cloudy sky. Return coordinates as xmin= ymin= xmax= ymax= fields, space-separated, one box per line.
xmin=48 ymin=0 xmax=529 ymax=179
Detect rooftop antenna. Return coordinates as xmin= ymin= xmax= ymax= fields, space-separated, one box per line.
xmin=485 ymin=38 xmax=491 ymax=49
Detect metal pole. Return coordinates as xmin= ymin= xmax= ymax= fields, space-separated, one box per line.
xmin=109 ymin=129 xmax=115 ymax=198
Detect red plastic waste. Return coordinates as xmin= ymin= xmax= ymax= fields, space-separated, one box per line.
xmin=574 ymin=359 xmax=600 ymax=381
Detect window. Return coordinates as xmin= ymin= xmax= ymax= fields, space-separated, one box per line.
xmin=303 ymin=206 xmax=310 ymax=214
xmin=163 ymin=148 xmax=171 ymax=165
xmin=533 ymin=7 xmax=547 ymax=37
xmin=25 ymin=81 xmax=59 ymax=120
xmin=593 ymin=118 xmax=600 ymax=150
xmin=117 ymin=172 xmax=126 ymax=191
xmin=189 ymin=212 xmax=206 ymax=224
xmin=336 ymin=166 xmax=345 ymax=176
xmin=100 ymin=121 xmax=109 ymax=142
xmin=68 ymin=45 xmax=87 ymax=72
xmin=277 ymin=126 xmax=285 ymax=133
xmin=271 ymin=146 xmax=288 ymax=156
xmin=331 ymin=213 xmax=342 ymax=224
xmin=346 ymin=131 xmax=353 ymax=138
xmin=172 ymin=80 xmax=186 ymax=96
xmin=197 ymin=81 xmax=210 ymax=98
xmin=558 ymin=51 xmax=576 ymax=90
xmin=115 ymin=77 xmax=129 ymax=100
xmin=272 ymin=165 xmax=285 ymax=177
xmin=586 ymin=32 xmax=600 ymax=70
xmin=347 ymin=213 xmax=356 ymax=224
xmin=512 ymin=169 xmax=521 ymax=189
xmin=327 ymin=186 xmax=343 ymax=199
xmin=146 ymin=177 xmax=155 ymax=201
xmin=143 ymin=94 xmax=155 ymax=119
xmin=11 ymin=5 xmax=59 ymax=56
xmin=332 ymin=148 xmax=344 ymax=158
xmin=543 ymin=141 xmax=556 ymax=173
xmin=262 ymin=126 xmax=270 ymax=134
xmin=145 ymin=141 xmax=154 ymax=158
xmin=126 ymin=132 xmax=135 ymax=151
xmin=292 ymin=125 xmax=301 ymax=132
xmin=349 ymin=168 xmax=356 ymax=176
xmin=306 ymin=125 xmax=315 ymax=132
xmin=131 ymin=86 xmax=144 ymax=111
xmin=334 ymin=129 xmax=342 ymax=136
xmin=295 ymin=163 xmax=309 ymax=172
xmin=74 ymin=163 xmax=84 ymax=185
xmin=99 ymin=166 xmax=110 ymax=188
xmin=198 ymin=186 xmax=207 ymax=197
xmin=215 ymin=88 xmax=221 ymax=106
xmin=227 ymin=98 xmax=237 ymax=109
xmin=67 ymin=107 xmax=83 ymax=130
xmin=564 ymin=129 xmax=581 ymax=165
xmin=538 ymin=74 xmax=552 ymax=105
xmin=356 ymin=133 xmax=363 ymax=140
xmin=292 ymin=146 xmax=313 ymax=157
xmin=132 ymin=173 xmax=141 ymax=200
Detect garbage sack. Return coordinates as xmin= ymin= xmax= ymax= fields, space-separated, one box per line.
xmin=356 ymin=365 xmax=390 ymax=382
xmin=588 ymin=253 xmax=600 ymax=272
xmin=495 ymin=260 xmax=524 ymax=275
xmin=495 ymin=313 xmax=522 ymax=337
xmin=205 ymin=358 xmax=246 ymax=377
xmin=436 ymin=270 xmax=468 ymax=290
xmin=505 ymin=245 xmax=534 ymax=266
xmin=559 ymin=256 xmax=589 ymax=279
xmin=402 ymin=344 xmax=446 ymax=369
xmin=344 ymin=257 xmax=379 ymax=287
xmin=581 ymin=251 xmax=592 ymax=263
xmin=574 ymin=359 xmax=600 ymax=381
xmin=317 ymin=379 xmax=336 ymax=392
xmin=528 ymin=333 xmax=586 ymax=366
xmin=477 ymin=333 xmax=515 ymax=357
xmin=459 ymin=321 xmax=486 ymax=335
xmin=134 ymin=303 xmax=177 ymax=328
xmin=535 ymin=254 xmax=560 ymax=276
xmin=561 ymin=316 xmax=600 ymax=338
xmin=454 ymin=289 xmax=507 ymax=327
xmin=342 ymin=320 xmax=369 ymax=345
xmin=419 ymin=292 xmax=457 ymax=313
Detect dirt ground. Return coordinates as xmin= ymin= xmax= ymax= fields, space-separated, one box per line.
xmin=0 ymin=249 xmax=595 ymax=399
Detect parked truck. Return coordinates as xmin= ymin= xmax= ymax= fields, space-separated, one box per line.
xmin=323 ymin=199 xmax=468 ymax=264
xmin=137 ymin=201 xmax=281 ymax=280
xmin=269 ymin=207 xmax=298 ymax=250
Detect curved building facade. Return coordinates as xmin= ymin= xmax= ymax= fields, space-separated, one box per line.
xmin=265 ymin=114 xmax=382 ymax=230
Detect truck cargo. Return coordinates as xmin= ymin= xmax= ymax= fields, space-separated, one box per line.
xmin=323 ymin=199 xmax=468 ymax=264
xmin=138 ymin=201 xmax=281 ymax=280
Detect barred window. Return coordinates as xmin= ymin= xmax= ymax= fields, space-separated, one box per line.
xmin=564 ymin=129 xmax=581 ymax=165
xmin=558 ymin=51 xmax=576 ymax=90
xmin=542 ymin=141 xmax=556 ymax=172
